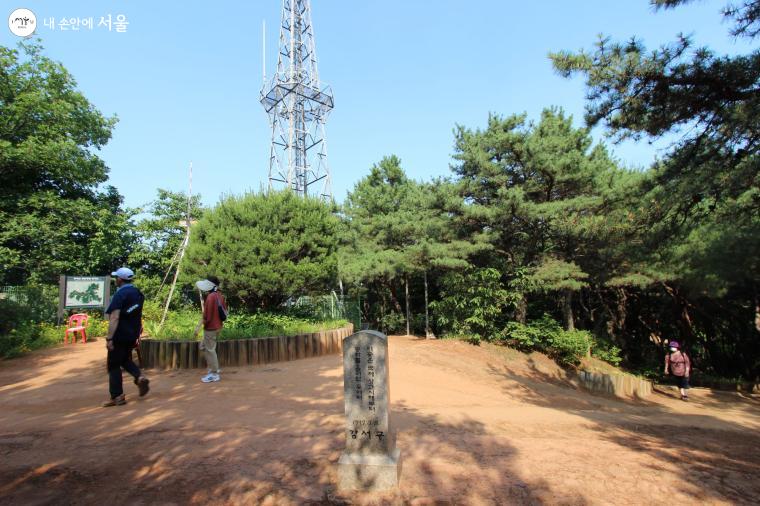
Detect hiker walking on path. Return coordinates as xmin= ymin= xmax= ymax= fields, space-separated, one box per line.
xmin=103 ymin=267 xmax=150 ymax=406
xmin=664 ymin=340 xmax=691 ymax=401
xmin=194 ymin=276 xmax=227 ymax=383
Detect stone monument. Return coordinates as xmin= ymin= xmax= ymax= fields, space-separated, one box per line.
xmin=338 ymin=330 xmax=401 ymax=491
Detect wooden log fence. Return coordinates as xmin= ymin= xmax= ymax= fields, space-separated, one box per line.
xmin=138 ymin=324 xmax=354 ymax=370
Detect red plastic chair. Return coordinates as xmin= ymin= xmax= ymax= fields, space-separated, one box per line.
xmin=64 ymin=313 xmax=89 ymax=344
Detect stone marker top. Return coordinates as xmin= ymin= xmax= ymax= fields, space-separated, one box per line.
xmin=342 ymin=330 xmax=395 ymax=456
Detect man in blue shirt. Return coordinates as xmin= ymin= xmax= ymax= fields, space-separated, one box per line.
xmin=103 ymin=267 xmax=150 ymax=406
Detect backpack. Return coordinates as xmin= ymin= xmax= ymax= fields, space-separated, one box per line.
xmin=217 ymin=293 xmax=228 ymax=322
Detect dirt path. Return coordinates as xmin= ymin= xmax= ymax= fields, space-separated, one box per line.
xmin=1 ymin=336 xmax=759 ymax=505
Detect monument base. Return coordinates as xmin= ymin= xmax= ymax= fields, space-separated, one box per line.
xmin=338 ymin=448 xmax=402 ymax=491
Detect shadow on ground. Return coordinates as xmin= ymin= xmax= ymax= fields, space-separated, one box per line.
xmin=0 ymin=342 xmax=562 ymax=505
xmin=1 ymin=338 xmax=759 ymax=504
xmin=485 ymin=354 xmax=760 ymax=505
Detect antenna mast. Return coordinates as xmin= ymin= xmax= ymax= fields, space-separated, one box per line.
xmin=261 ymin=0 xmax=334 ymax=199
xmin=159 ymin=162 xmax=193 ymax=329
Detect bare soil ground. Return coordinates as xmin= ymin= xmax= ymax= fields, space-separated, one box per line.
xmin=1 ymin=336 xmax=759 ymax=505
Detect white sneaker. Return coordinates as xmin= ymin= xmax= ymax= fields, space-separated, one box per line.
xmin=201 ymin=373 xmax=220 ymax=383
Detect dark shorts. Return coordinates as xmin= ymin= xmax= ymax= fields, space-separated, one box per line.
xmin=675 ymin=375 xmax=690 ymax=389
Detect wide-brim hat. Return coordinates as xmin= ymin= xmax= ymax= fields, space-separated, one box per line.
xmin=195 ymin=279 xmax=216 ymax=292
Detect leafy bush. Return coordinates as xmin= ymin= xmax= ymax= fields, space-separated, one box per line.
xmin=550 ymin=329 xmax=593 ymax=366
xmin=0 ymin=322 xmax=41 ymax=358
xmin=378 ymin=311 xmax=406 ymax=335
xmin=501 ymin=314 xmax=560 ymax=351
xmin=500 ymin=314 xmax=593 ymax=366
xmin=141 ymin=298 xmax=165 ymax=323
xmin=0 ymin=314 xmax=110 ymax=358
xmin=87 ymin=317 xmax=109 ymax=338
xmin=591 ymin=340 xmax=623 ymax=367
xmin=0 ymin=299 xmax=34 ymax=335
xmin=223 ymin=312 xmax=347 ymax=340
xmin=502 ymin=321 xmax=545 ymax=351
xmin=141 ymin=310 xmax=197 ymax=340
xmin=2 ymin=322 xmax=63 ymax=358
xmin=432 ymin=267 xmax=519 ymax=342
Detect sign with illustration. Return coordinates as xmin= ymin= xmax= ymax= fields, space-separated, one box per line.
xmin=63 ymin=276 xmax=108 ymax=309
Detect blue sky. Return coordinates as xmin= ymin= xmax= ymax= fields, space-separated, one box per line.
xmin=2 ymin=1 xmax=754 ymax=209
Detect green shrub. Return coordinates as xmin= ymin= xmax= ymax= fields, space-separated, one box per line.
xmin=500 ymin=314 xmax=592 ymax=366
xmin=432 ymin=267 xmax=519 ymax=341
xmin=0 ymin=322 xmax=39 ymax=358
xmin=501 ymin=321 xmax=544 ymax=351
xmin=0 ymin=286 xmax=58 ymax=325
xmin=0 ymin=299 xmax=34 ymax=335
xmin=591 ymin=340 xmax=623 ymax=366
xmin=1 ymin=314 xmax=110 ymax=358
xmin=141 ymin=299 xmax=164 ymax=323
xmin=0 ymin=322 xmax=62 ymax=358
xmin=550 ymin=329 xmax=593 ymax=366
xmin=378 ymin=311 xmax=406 ymax=335
xmin=500 ymin=313 xmax=560 ymax=351
xmin=141 ymin=310 xmax=198 ymax=340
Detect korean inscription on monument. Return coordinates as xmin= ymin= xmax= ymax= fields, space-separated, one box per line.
xmin=339 ymin=330 xmax=400 ymax=490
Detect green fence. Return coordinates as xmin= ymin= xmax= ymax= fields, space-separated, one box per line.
xmin=287 ymin=293 xmax=361 ymax=330
xmin=0 ymin=285 xmax=58 ymax=323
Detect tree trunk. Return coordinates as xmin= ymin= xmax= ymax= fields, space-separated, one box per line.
xmin=663 ymin=282 xmax=696 ymax=344
xmin=387 ymin=280 xmax=403 ymax=314
xmin=562 ymin=289 xmax=575 ymax=331
xmin=615 ymin=287 xmax=627 ymax=337
xmin=515 ymin=294 xmax=527 ymax=324
xmin=362 ymin=292 xmax=371 ymax=330
xmin=598 ymin=287 xmax=626 ymax=347
xmin=405 ymin=274 xmax=410 ymax=336
xmin=380 ymin=294 xmax=386 ymax=334
xmin=424 ymin=270 xmax=430 ymax=338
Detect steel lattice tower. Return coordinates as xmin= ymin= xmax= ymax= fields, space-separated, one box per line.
xmin=261 ymin=0 xmax=334 ymax=198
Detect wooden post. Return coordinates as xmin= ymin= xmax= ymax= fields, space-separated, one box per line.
xmin=158 ymin=341 xmax=167 ymax=370
xmin=57 ymin=275 xmax=66 ymax=325
xmin=171 ymin=342 xmax=179 ymax=369
xmin=239 ymin=340 xmax=247 ymax=366
xmin=297 ymin=334 xmax=305 ymax=359
xmin=180 ymin=342 xmax=189 ymax=369
xmin=103 ymin=276 xmax=111 ymax=320
xmin=218 ymin=341 xmax=227 ymax=368
xmin=191 ymin=341 xmax=199 ymax=369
